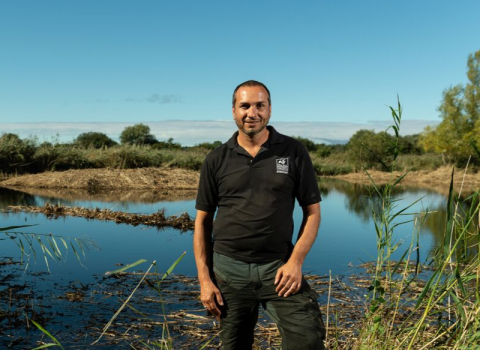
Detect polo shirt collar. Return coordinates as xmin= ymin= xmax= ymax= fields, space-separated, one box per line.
xmin=226 ymin=125 xmax=284 ymax=150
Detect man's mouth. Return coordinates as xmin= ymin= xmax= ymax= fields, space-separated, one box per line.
xmin=245 ymin=121 xmax=259 ymax=127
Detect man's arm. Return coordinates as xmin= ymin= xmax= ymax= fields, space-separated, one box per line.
xmin=275 ymin=202 xmax=321 ymax=297
xmin=193 ymin=209 xmax=223 ymax=317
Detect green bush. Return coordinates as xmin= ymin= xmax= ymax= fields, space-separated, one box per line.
xmin=0 ymin=133 xmax=36 ymax=174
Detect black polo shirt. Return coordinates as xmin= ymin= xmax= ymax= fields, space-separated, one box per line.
xmin=195 ymin=126 xmax=321 ymax=263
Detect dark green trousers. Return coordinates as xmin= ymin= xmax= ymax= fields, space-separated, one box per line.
xmin=213 ymin=252 xmax=326 ymax=350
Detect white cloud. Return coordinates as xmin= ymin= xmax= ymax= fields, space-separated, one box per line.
xmin=0 ymin=120 xmax=439 ymax=146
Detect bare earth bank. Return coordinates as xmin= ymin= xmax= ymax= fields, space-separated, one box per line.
xmin=331 ymin=166 xmax=480 ymax=194
xmin=0 ymin=167 xmax=200 ymax=190
xmin=1 ymin=166 xmax=478 ymax=194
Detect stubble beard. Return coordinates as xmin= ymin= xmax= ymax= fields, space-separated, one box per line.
xmin=236 ymin=118 xmax=269 ymax=137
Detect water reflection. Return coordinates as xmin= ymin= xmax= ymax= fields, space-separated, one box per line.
xmin=0 ymin=181 xmax=474 ymax=275
xmin=319 ymin=179 xmax=479 ymax=263
xmin=0 ymin=187 xmax=197 ymax=215
xmin=0 ymin=187 xmax=40 ymax=208
xmin=0 ymin=186 xmax=196 ymax=206
xmin=319 ymin=179 xmax=445 ymax=223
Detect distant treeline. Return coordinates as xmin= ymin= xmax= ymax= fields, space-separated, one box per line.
xmin=0 ymin=122 xmax=445 ymax=178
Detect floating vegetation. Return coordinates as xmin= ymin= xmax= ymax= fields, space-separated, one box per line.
xmin=5 ymin=203 xmax=195 ymax=232
xmin=1 ymin=253 xmax=448 ymax=349
xmin=0 ymin=254 xmax=381 ymax=349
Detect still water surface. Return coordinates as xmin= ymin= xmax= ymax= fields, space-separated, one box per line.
xmin=0 ymin=180 xmax=447 ymax=280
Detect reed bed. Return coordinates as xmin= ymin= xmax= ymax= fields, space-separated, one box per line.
xmin=348 ymin=100 xmax=480 ymax=350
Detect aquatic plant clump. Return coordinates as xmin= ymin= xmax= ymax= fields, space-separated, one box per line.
xmin=6 ymin=203 xmax=195 ymax=232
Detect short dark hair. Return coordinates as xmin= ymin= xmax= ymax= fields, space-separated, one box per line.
xmin=232 ymin=80 xmax=271 ymax=107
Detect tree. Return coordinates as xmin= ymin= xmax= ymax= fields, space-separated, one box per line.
xmin=292 ymin=136 xmax=317 ymax=152
xmin=0 ymin=133 xmax=36 ymax=173
xmin=420 ymin=85 xmax=471 ymax=162
xmin=419 ymin=49 xmax=480 ymax=164
xmin=346 ymin=129 xmax=395 ymax=170
xmin=316 ymin=144 xmax=332 ymax=157
xmin=75 ymin=132 xmax=117 ymax=148
xmin=120 ymin=124 xmax=157 ymax=145
xmin=398 ymin=134 xmax=423 ymax=155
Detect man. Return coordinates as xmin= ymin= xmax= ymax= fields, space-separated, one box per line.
xmin=194 ymin=80 xmax=326 ymax=350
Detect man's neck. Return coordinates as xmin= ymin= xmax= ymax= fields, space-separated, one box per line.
xmin=237 ymin=128 xmax=269 ymax=157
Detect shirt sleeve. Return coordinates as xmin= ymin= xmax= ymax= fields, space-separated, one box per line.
xmin=195 ymin=155 xmax=219 ymax=212
xmin=294 ymin=146 xmax=322 ymax=207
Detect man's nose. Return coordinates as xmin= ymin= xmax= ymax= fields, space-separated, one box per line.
xmin=247 ymin=106 xmax=258 ymax=117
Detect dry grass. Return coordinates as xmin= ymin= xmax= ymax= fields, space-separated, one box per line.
xmin=0 ymin=167 xmax=200 ymax=190
xmin=331 ymin=166 xmax=480 ymax=194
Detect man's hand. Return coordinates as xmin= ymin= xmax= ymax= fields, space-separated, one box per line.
xmin=200 ymin=279 xmax=224 ymax=319
xmin=274 ymin=260 xmax=302 ymax=297
xmin=274 ymin=203 xmax=320 ymax=298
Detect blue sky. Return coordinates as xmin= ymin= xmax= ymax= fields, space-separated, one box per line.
xmin=1 ymin=1 xmax=479 ymax=144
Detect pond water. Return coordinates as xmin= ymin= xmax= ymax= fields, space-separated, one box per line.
xmin=0 ymin=179 xmax=451 ymax=348
xmin=0 ymin=180 xmax=448 ymax=279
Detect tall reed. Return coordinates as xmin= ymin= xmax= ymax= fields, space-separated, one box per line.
xmin=353 ymin=99 xmax=480 ymax=349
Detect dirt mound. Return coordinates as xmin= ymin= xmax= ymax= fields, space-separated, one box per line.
xmin=332 ymin=166 xmax=480 ymax=194
xmin=0 ymin=167 xmax=200 ymax=190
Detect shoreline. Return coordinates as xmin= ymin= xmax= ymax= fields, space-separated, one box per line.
xmin=1 ymin=166 xmax=478 ymax=194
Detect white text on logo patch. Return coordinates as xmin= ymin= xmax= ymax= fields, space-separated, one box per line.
xmin=276 ymin=158 xmax=289 ymax=174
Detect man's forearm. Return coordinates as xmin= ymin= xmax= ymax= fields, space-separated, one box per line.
xmin=289 ymin=203 xmax=321 ymax=264
xmin=193 ymin=210 xmax=224 ymax=317
xmin=193 ymin=210 xmax=214 ymax=283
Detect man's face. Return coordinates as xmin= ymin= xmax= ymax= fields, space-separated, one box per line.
xmin=232 ymin=86 xmax=271 ymax=137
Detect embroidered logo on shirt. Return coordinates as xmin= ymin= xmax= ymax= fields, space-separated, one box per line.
xmin=276 ymin=158 xmax=289 ymax=174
